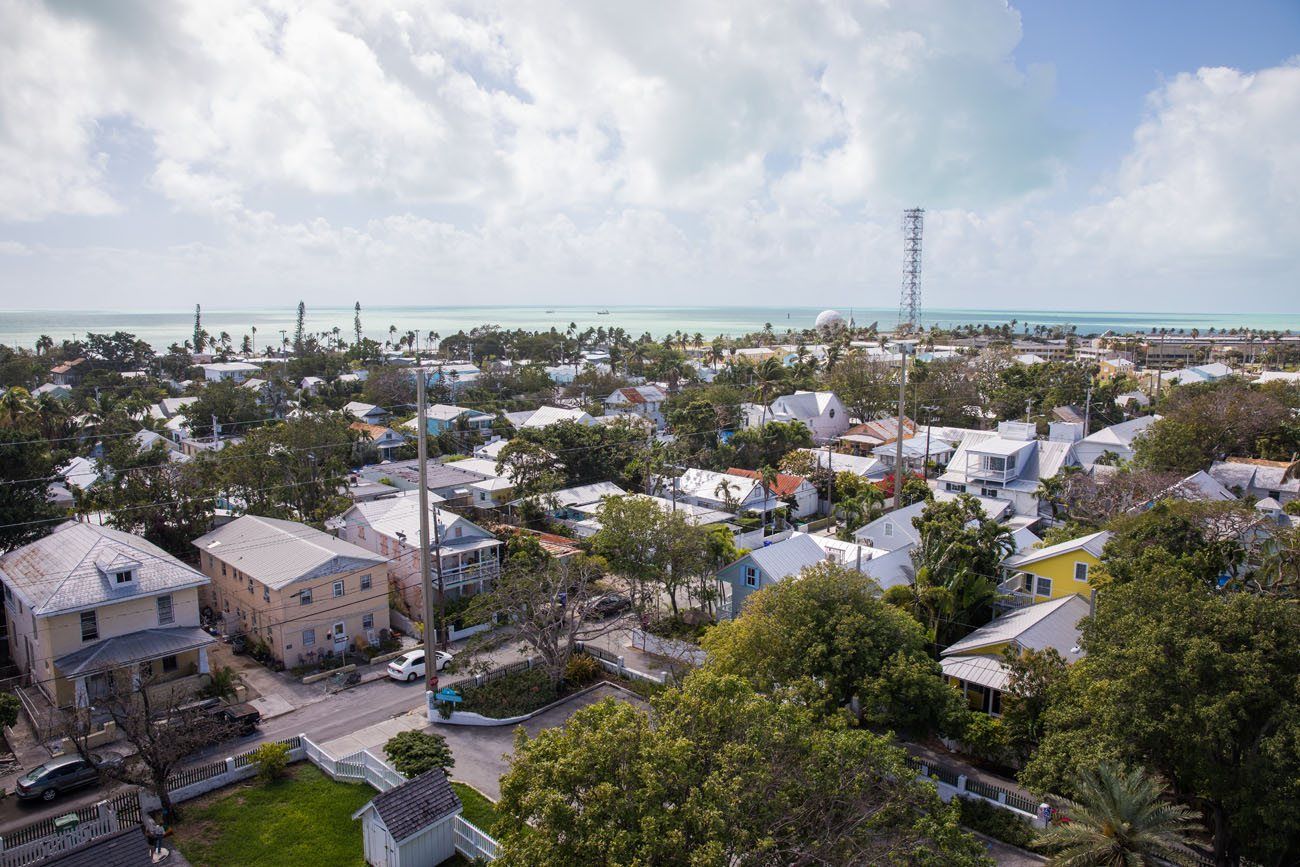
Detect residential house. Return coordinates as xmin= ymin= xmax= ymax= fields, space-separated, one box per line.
xmin=200 ymin=362 xmax=260 ymax=383
xmin=413 ymin=362 xmax=482 ymax=395
xmin=666 ymin=468 xmax=789 ymax=524
xmin=1073 ymin=415 xmax=1159 ymax=466
xmin=1098 ymin=356 xmax=1137 ymax=379
xmin=353 ymin=770 xmax=463 ymax=867
xmin=152 ymin=396 xmax=198 ymax=419
xmin=501 ymin=405 xmax=595 ymax=430
xmin=473 ymin=437 xmax=510 ymax=461
xmin=871 ymin=431 xmax=958 ymax=475
xmin=941 ymin=595 xmax=1089 ymax=715
xmin=604 ymin=386 xmax=668 ymax=428
xmin=1207 ymin=457 xmax=1300 ymax=505
xmin=527 ymin=481 xmax=628 ymax=527
xmin=335 ymin=492 xmax=502 ymax=608
xmin=402 ymin=404 xmax=495 ymax=436
xmin=346 ymin=475 xmax=400 ymax=503
xmin=747 ymin=391 xmax=850 ymax=444
xmin=936 ymin=421 xmax=1077 ymax=518
xmin=1148 ymin=361 xmax=1233 ymax=390
xmin=803 ymin=448 xmax=887 ymax=481
xmin=194 ymin=516 xmax=389 ymax=667
xmin=350 ymin=422 xmax=409 ymax=461
xmin=998 ymin=531 xmax=1110 ymax=608
xmin=566 ymin=493 xmax=735 ymax=539
xmin=1115 ymin=390 xmax=1151 ymax=411
xmin=449 ymin=457 xmax=517 ymax=508
xmin=344 ymin=401 xmax=392 ymax=426
xmin=50 ymin=358 xmax=88 ymax=387
xmin=32 ymin=382 xmax=73 ymax=401
xmin=724 ymin=468 xmax=818 ymax=518
xmin=717 ymin=532 xmax=891 ymax=617
xmin=1256 ymin=370 xmax=1300 ymax=385
xmin=835 ymin=416 xmax=915 ymax=456
xmin=1 ymin=522 xmax=214 ymax=709
xmin=1013 ymin=353 xmax=1048 ymax=366
xmin=300 ymin=376 xmax=325 ymax=395
xmin=358 ymin=459 xmax=495 ymax=507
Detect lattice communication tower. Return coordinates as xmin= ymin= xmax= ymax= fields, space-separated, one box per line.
xmin=897 ymin=208 xmax=924 ymax=334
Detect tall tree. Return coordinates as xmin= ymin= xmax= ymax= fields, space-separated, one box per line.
xmin=353 ymin=301 xmax=363 ymax=346
xmin=293 ymin=301 xmax=307 ymax=353
xmin=192 ymin=304 xmax=204 ymax=353
xmin=1021 ymin=566 xmax=1300 ymax=865
xmin=0 ymin=428 xmax=60 ymax=551
xmin=495 ymin=672 xmax=988 ymax=867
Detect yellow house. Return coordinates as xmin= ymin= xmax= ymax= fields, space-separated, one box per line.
xmin=194 ymin=515 xmax=390 ymax=668
xmin=0 ymin=522 xmax=214 ymax=709
xmin=940 ymin=594 xmax=1090 ymax=716
xmin=998 ymin=531 xmax=1110 ymax=606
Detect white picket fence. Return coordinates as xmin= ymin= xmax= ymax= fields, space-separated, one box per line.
xmin=455 ymin=814 xmax=500 ymax=860
xmin=0 ymin=803 xmax=118 ymax=867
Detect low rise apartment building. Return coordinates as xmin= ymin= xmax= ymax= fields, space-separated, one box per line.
xmin=194 ymin=515 xmax=389 ymax=667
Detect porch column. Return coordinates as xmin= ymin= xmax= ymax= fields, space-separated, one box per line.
xmin=74 ymin=676 xmax=89 ymax=709
xmin=198 ymin=646 xmax=210 ymax=675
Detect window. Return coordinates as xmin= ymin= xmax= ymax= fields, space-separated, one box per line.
xmin=454 ymin=527 xmax=462 ymax=539
xmin=744 ymin=566 xmax=758 ymax=588
xmin=156 ymin=594 xmax=174 ymax=625
xmin=945 ymin=482 xmax=967 ymax=494
xmin=379 ymin=537 xmax=388 ymax=555
xmin=263 ymin=588 xmax=270 ymax=602
xmin=358 ymin=526 xmax=366 ymax=540
xmin=362 ymin=613 xmax=374 ymax=630
xmin=1035 ymin=575 xmax=1053 ymax=597
xmin=333 ymin=581 xmax=345 ymax=598
xmin=223 ymin=600 xmax=229 ymax=613
xmin=206 ymin=554 xmax=213 ymax=570
xmin=247 ymin=579 xmax=253 ymax=595
xmin=1074 ymin=562 xmax=1090 ymax=583
xmin=300 ymin=588 xmax=313 ymax=605
xmin=980 ymin=487 xmax=1000 ymax=499
xmin=220 ymin=562 xmax=226 ymax=576
xmin=360 ymin=574 xmax=372 ymax=591
xmin=113 ymin=570 xmax=134 ymax=585
xmin=303 ymin=628 xmax=315 ymax=647
xmin=161 ymin=655 xmax=178 ymax=673
xmin=80 ymin=611 xmax=98 ymax=642
xmin=883 ymin=523 xmax=893 ymax=537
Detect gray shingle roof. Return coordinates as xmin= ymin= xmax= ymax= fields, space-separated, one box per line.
xmin=747 ymin=533 xmax=829 ymax=582
xmin=942 ymin=594 xmax=1090 ymax=657
xmin=0 ymin=522 xmax=208 ymax=616
xmin=367 ymin=770 xmax=461 ymax=843
xmin=56 ymin=626 xmax=216 ymax=677
xmin=46 ymin=826 xmax=152 ymax=867
xmin=193 ymin=515 xmax=385 ymax=590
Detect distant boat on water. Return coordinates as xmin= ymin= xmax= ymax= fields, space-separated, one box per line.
xmin=545 ymin=309 xmax=555 ymax=313
xmin=597 ymin=309 xmax=610 ymax=315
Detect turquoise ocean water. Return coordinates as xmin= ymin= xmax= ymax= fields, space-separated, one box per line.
xmin=1 ymin=305 xmax=1297 ymax=352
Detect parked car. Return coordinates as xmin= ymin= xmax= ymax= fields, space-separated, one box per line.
xmin=589 ymin=593 xmax=632 ymax=618
xmin=15 ymin=754 xmax=111 ymax=802
xmin=386 ymin=649 xmax=453 ymax=682
xmin=207 ymin=702 xmax=262 ymax=736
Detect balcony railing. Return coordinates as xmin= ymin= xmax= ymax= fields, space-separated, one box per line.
xmin=440 ymin=559 xmax=500 ymax=588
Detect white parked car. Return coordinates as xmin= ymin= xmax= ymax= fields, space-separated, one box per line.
xmin=386 ymin=649 xmax=453 ymax=682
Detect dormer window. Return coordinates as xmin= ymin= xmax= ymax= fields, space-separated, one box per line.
xmin=113 ymin=570 xmax=135 ymax=585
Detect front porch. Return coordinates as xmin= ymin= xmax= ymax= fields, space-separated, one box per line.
xmin=52 ymin=626 xmax=218 ymax=709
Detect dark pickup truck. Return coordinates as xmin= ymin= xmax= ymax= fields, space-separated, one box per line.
xmin=207 ymin=703 xmax=261 ymax=736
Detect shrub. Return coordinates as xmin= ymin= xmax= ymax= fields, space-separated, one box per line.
xmin=200 ymin=666 xmax=238 ymax=701
xmin=563 ymin=654 xmax=602 ymax=688
xmin=383 ymin=730 xmax=455 ymax=778
xmin=955 ymin=795 xmax=1038 ymax=848
xmin=0 ymin=692 xmax=18 ymax=729
xmin=252 ymin=741 xmax=291 ymax=783
xmin=961 ymin=712 xmax=1014 ymax=766
xmin=460 ymin=668 xmax=558 ymax=718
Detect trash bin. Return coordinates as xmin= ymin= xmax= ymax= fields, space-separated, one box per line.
xmin=53 ymin=813 xmax=80 ymax=832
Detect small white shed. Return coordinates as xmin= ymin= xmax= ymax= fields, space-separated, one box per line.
xmin=353 ymin=770 xmax=463 ymax=867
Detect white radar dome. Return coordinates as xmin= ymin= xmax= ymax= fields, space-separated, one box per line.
xmin=815 ymin=309 xmax=845 ymax=330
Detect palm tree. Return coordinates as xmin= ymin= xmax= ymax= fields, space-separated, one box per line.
xmin=758 ymin=464 xmax=779 ymax=534
xmin=713 ymin=478 xmax=740 ymax=514
xmin=752 ymin=357 xmax=785 ymax=425
xmin=1038 ymin=764 xmax=1198 ymax=866
xmin=35 ymin=335 xmax=54 ymax=356
xmin=0 ymin=387 xmax=35 ymax=427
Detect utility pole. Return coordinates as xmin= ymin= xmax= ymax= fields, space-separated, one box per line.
xmin=825 ymin=440 xmax=834 ymax=535
xmin=415 ymin=375 xmax=439 ymax=696
xmin=922 ymin=414 xmax=932 ymax=481
xmin=892 ymin=344 xmax=909 ymax=507
xmin=1082 ymin=384 xmax=1092 ymax=435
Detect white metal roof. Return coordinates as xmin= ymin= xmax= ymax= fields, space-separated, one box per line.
xmin=1003 ymin=531 xmax=1111 ymax=569
xmin=193 ymin=515 xmax=385 ymax=590
xmin=943 ymin=594 xmax=1090 ymax=657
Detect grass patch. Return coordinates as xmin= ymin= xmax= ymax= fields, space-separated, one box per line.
xmin=452 ymin=781 xmax=501 ymax=835
xmin=173 ymin=763 xmax=374 ymax=867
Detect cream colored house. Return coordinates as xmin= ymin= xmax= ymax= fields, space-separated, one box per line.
xmin=0 ymin=522 xmax=214 ymax=709
xmin=332 ymin=492 xmax=501 ymax=614
xmin=193 ymin=515 xmax=389 ymax=668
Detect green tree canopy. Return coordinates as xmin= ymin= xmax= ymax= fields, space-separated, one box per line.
xmin=1021 ymin=566 xmax=1300 ymax=865
xmin=495 ymin=672 xmax=989 ymax=867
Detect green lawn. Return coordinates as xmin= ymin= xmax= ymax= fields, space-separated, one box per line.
xmin=452 ymin=781 xmax=501 ymax=835
xmin=173 ymin=764 xmax=374 ymax=867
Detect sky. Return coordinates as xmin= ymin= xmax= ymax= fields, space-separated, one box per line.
xmin=0 ymin=0 xmax=1298 ymax=313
